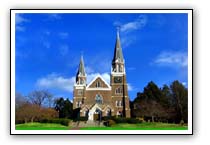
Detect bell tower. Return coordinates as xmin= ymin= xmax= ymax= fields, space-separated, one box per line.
xmin=73 ymin=55 xmax=86 ymax=109
xmin=111 ymin=28 xmax=130 ymax=118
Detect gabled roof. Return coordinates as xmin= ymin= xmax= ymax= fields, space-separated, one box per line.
xmin=86 ymin=74 xmax=111 ymax=90
xmin=89 ymin=103 xmax=102 ymax=112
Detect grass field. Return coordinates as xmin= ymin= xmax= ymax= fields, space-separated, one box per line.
xmin=16 ymin=122 xmax=187 ymax=130
xmin=16 ymin=122 xmax=69 ymax=130
xmin=80 ymin=122 xmax=188 ymax=130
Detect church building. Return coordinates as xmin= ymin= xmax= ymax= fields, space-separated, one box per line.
xmin=73 ymin=30 xmax=131 ymax=120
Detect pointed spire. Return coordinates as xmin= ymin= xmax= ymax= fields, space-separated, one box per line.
xmin=112 ymin=27 xmax=124 ymax=63
xmin=116 ymin=27 xmax=121 ymax=49
xmin=77 ymin=55 xmax=86 ymax=76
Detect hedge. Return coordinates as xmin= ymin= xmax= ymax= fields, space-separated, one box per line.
xmin=39 ymin=118 xmax=70 ymax=126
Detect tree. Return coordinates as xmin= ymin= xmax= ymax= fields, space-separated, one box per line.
xmin=27 ymin=90 xmax=53 ymax=107
xmin=133 ymin=82 xmax=167 ymax=122
xmin=132 ymin=81 xmax=188 ymax=123
xmin=54 ymin=97 xmax=73 ymax=118
xmin=40 ymin=107 xmax=59 ymax=120
xmin=160 ymin=84 xmax=171 ymax=108
xmin=15 ymin=103 xmax=41 ymax=123
xmin=15 ymin=90 xmax=58 ymax=124
xmin=170 ymin=80 xmax=188 ymax=123
xmin=15 ymin=92 xmax=27 ymax=109
xmin=143 ymin=81 xmax=162 ymax=101
xmin=16 ymin=103 xmax=58 ymax=124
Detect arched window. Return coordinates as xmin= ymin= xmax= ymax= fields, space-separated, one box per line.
xmin=78 ymin=90 xmax=83 ymax=95
xmin=119 ymin=100 xmax=122 ymax=107
xmin=96 ymin=81 xmax=101 ymax=88
xmin=79 ymin=79 xmax=84 ymax=85
xmin=116 ymin=100 xmax=122 ymax=107
xmin=76 ymin=101 xmax=82 ymax=108
xmin=115 ymin=100 xmax=118 ymax=107
xmin=106 ymin=108 xmax=111 ymax=117
xmin=95 ymin=94 xmax=103 ymax=104
xmin=119 ymin=65 xmax=122 ymax=72
xmin=84 ymin=108 xmax=89 ymax=118
xmin=115 ymin=87 xmax=123 ymax=94
xmin=117 ymin=101 xmax=120 ymax=107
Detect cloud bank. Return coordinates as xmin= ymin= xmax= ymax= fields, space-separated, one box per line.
xmin=36 ymin=72 xmax=133 ymax=92
xmin=154 ymin=51 xmax=188 ymax=68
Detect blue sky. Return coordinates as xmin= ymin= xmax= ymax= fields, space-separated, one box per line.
xmin=15 ymin=12 xmax=188 ymax=101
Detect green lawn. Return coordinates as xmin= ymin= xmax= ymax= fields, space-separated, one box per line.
xmin=80 ymin=122 xmax=188 ymax=130
xmin=15 ymin=122 xmax=187 ymax=130
xmin=16 ymin=122 xmax=69 ymax=130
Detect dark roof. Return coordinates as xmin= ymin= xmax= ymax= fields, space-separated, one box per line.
xmin=76 ymin=55 xmax=86 ymax=76
xmin=112 ymin=31 xmax=124 ymax=63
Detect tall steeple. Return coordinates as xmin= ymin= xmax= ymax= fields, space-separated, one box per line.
xmin=112 ymin=28 xmax=125 ymax=73
xmin=76 ymin=55 xmax=86 ymax=85
xmin=110 ymin=28 xmax=130 ymax=118
xmin=112 ymin=27 xmax=124 ymax=64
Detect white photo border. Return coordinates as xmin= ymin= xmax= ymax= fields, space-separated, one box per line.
xmin=10 ymin=9 xmax=193 ymax=135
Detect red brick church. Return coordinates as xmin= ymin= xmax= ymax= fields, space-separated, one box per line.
xmin=73 ymin=30 xmax=131 ymax=120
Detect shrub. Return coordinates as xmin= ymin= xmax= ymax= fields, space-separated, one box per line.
xmin=15 ymin=119 xmax=25 ymax=124
xmin=79 ymin=116 xmax=88 ymax=121
xmin=60 ymin=119 xmax=70 ymax=126
xmin=111 ymin=117 xmax=142 ymax=124
xmin=73 ymin=116 xmax=88 ymax=122
xmin=180 ymin=120 xmax=184 ymax=126
xmin=102 ymin=116 xmax=110 ymax=121
xmin=39 ymin=118 xmax=70 ymax=126
xmin=126 ymin=118 xmax=138 ymax=124
xmin=113 ymin=117 xmax=127 ymax=123
xmin=106 ymin=119 xmax=116 ymax=127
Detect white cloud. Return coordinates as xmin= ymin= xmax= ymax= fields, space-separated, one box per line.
xmin=16 ymin=14 xmax=29 ymax=31
xmin=127 ymin=83 xmax=133 ymax=91
xmin=36 ymin=73 xmax=75 ymax=92
xmin=113 ymin=15 xmax=147 ymax=48
xmin=85 ymin=66 xmax=94 ymax=74
xmin=119 ymin=15 xmax=147 ymax=33
xmin=36 ymin=72 xmax=136 ymax=93
xmin=16 ymin=26 xmax=25 ymax=31
xmin=154 ymin=51 xmax=188 ymax=68
xmin=121 ymin=36 xmax=137 ymax=48
xmin=182 ymin=82 xmax=187 ymax=86
xmin=59 ymin=32 xmax=69 ymax=39
xmin=47 ymin=14 xmax=62 ymax=20
xmin=36 ymin=72 xmax=110 ymax=93
xmin=86 ymin=72 xmax=110 ymax=84
xmin=16 ymin=14 xmax=29 ymax=24
xmin=87 ymin=54 xmax=111 ymax=73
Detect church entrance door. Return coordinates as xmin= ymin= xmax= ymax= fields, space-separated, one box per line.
xmin=88 ymin=104 xmax=102 ymax=121
xmin=93 ymin=108 xmax=102 ymax=121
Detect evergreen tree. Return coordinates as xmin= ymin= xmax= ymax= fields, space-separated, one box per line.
xmin=54 ymin=97 xmax=73 ymax=118
xmin=170 ymin=80 xmax=188 ymax=123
